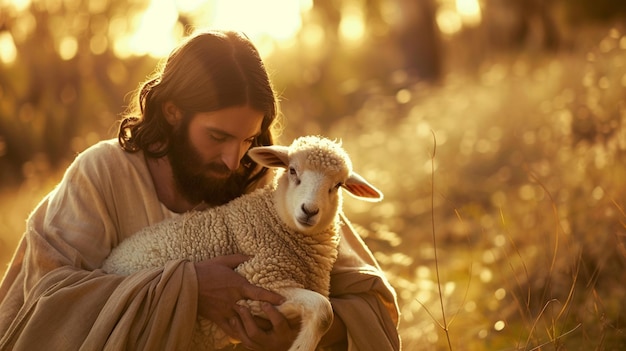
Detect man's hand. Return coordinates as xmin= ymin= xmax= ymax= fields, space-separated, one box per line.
xmin=233 ymin=302 xmax=301 ymax=351
xmin=194 ymin=254 xmax=298 ymax=348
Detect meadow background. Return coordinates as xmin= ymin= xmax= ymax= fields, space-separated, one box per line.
xmin=1 ymin=1 xmax=625 ymax=350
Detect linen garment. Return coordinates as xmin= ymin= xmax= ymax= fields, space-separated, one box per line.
xmin=0 ymin=139 xmax=400 ymax=351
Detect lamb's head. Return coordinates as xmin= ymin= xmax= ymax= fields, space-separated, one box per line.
xmin=247 ymin=135 xmax=383 ymax=235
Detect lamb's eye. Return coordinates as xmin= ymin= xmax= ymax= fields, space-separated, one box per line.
xmin=330 ymin=182 xmax=342 ymax=193
xmin=289 ymin=167 xmax=301 ymax=185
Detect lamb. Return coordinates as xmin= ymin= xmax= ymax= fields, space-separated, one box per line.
xmin=101 ymin=135 xmax=383 ymax=351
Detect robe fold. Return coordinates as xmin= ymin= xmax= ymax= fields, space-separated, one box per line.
xmin=0 ymin=139 xmax=400 ymax=350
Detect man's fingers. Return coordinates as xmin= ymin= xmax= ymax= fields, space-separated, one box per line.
xmin=261 ymin=302 xmax=289 ymax=328
xmin=205 ymin=255 xmax=285 ymax=305
xmin=241 ymin=285 xmax=286 ymax=305
xmin=237 ymin=305 xmax=258 ymax=333
xmin=234 ymin=306 xmax=262 ymax=349
xmin=233 ymin=304 xmax=301 ymax=350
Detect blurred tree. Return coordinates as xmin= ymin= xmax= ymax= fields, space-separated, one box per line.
xmin=276 ymin=0 xmax=443 ymax=134
xmin=0 ymin=0 xmax=157 ymax=188
xmin=564 ymin=0 xmax=626 ymax=24
xmin=298 ymin=0 xmax=347 ymax=129
xmin=482 ymin=0 xmax=560 ymax=51
xmin=4 ymin=0 xmax=625 ymax=189
xmin=392 ymin=0 xmax=442 ymax=81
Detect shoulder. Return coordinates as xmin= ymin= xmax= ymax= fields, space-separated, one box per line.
xmin=71 ymin=139 xmax=145 ymax=176
xmin=75 ymin=139 xmax=134 ymax=164
xmin=57 ymin=139 xmax=151 ymax=198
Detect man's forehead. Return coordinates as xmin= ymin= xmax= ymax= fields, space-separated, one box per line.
xmin=193 ymin=107 xmax=264 ymax=138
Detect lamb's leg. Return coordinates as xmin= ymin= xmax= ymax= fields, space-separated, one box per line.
xmin=238 ymin=288 xmax=333 ymax=351
xmin=277 ymin=287 xmax=333 ymax=351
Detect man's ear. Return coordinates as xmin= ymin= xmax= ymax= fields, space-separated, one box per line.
xmin=162 ymin=101 xmax=183 ymax=126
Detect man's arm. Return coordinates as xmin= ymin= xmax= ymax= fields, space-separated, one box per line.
xmin=0 ymin=142 xmax=198 ymax=350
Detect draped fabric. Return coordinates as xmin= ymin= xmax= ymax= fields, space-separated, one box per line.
xmin=0 ymin=139 xmax=400 ymax=350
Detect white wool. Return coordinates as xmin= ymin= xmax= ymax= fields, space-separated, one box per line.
xmin=101 ymin=135 xmax=382 ymax=351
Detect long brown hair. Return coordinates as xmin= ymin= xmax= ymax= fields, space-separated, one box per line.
xmin=118 ymin=29 xmax=278 ymax=191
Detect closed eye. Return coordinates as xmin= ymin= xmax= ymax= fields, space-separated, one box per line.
xmin=209 ymin=133 xmax=227 ymax=142
xmin=207 ymin=130 xmax=229 ymax=143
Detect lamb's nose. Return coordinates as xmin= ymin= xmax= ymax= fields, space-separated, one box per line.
xmin=301 ymin=204 xmax=319 ymax=217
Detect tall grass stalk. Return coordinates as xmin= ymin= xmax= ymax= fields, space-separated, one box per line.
xmin=429 ymin=131 xmax=453 ymax=350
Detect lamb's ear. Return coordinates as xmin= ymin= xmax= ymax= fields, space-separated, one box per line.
xmin=247 ymin=145 xmax=290 ymax=168
xmin=342 ymin=172 xmax=383 ymax=202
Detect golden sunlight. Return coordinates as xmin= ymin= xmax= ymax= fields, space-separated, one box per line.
xmin=112 ymin=0 xmax=180 ymax=58
xmin=209 ymin=0 xmax=310 ymax=41
xmin=3 ymin=0 xmax=31 ymax=12
xmin=116 ymin=0 xmax=312 ymax=58
xmin=339 ymin=2 xmax=366 ymax=43
xmin=456 ymin=0 xmax=482 ymax=26
xmin=0 ymin=32 xmax=17 ymax=65
xmin=436 ymin=0 xmax=482 ymax=35
xmin=58 ymin=36 xmax=78 ymax=60
xmin=436 ymin=6 xmax=463 ymax=35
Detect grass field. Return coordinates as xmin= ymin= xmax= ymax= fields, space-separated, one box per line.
xmin=311 ymin=25 xmax=626 ymax=350
xmin=2 ymin=26 xmax=626 ymax=350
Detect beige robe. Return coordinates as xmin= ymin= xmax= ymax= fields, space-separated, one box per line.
xmin=0 ymin=139 xmax=400 ymax=351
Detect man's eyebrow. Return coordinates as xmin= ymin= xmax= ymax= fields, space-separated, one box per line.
xmin=206 ymin=127 xmax=261 ymax=140
xmin=206 ymin=127 xmax=230 ymax=136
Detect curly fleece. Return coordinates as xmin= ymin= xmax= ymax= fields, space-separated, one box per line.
xmin=101 ymin=136 xmax=350 ymax=350
xmin=102 ymin=187 xmax=340 ymax=296
xmin=290 ymin=136 xmax=352 ymax=173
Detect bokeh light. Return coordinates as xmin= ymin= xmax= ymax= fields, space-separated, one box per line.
xmin=0 ymin=32 xmax=17 ymax=65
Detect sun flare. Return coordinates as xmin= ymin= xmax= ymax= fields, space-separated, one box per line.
xmin=116 ymin=0 xmax=312 ymax=58
xmin=456 ymin=0 xmax=482 ymax=26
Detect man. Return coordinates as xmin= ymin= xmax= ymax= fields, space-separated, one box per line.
xmin=0 ymin=29 xmax=400 ymax=350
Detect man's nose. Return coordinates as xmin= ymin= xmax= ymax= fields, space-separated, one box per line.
xmin=221 ymin=142 xmax=244 ymax=171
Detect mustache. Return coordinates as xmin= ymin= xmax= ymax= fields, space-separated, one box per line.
xmin=204 ymin=162 xmax=232 ymax=176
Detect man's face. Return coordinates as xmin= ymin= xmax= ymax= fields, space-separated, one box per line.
xmin=168 ymin=105 xmax=264 ymax=205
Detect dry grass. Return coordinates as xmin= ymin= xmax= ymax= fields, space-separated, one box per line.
xmin=321 ymin=26 xmax=626 ymax=350
xmin=0 ymin=164 xmax=65 ymax=273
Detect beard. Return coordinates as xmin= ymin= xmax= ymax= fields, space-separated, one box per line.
xmin=168 ymin=123 xmax=247 ymax=207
